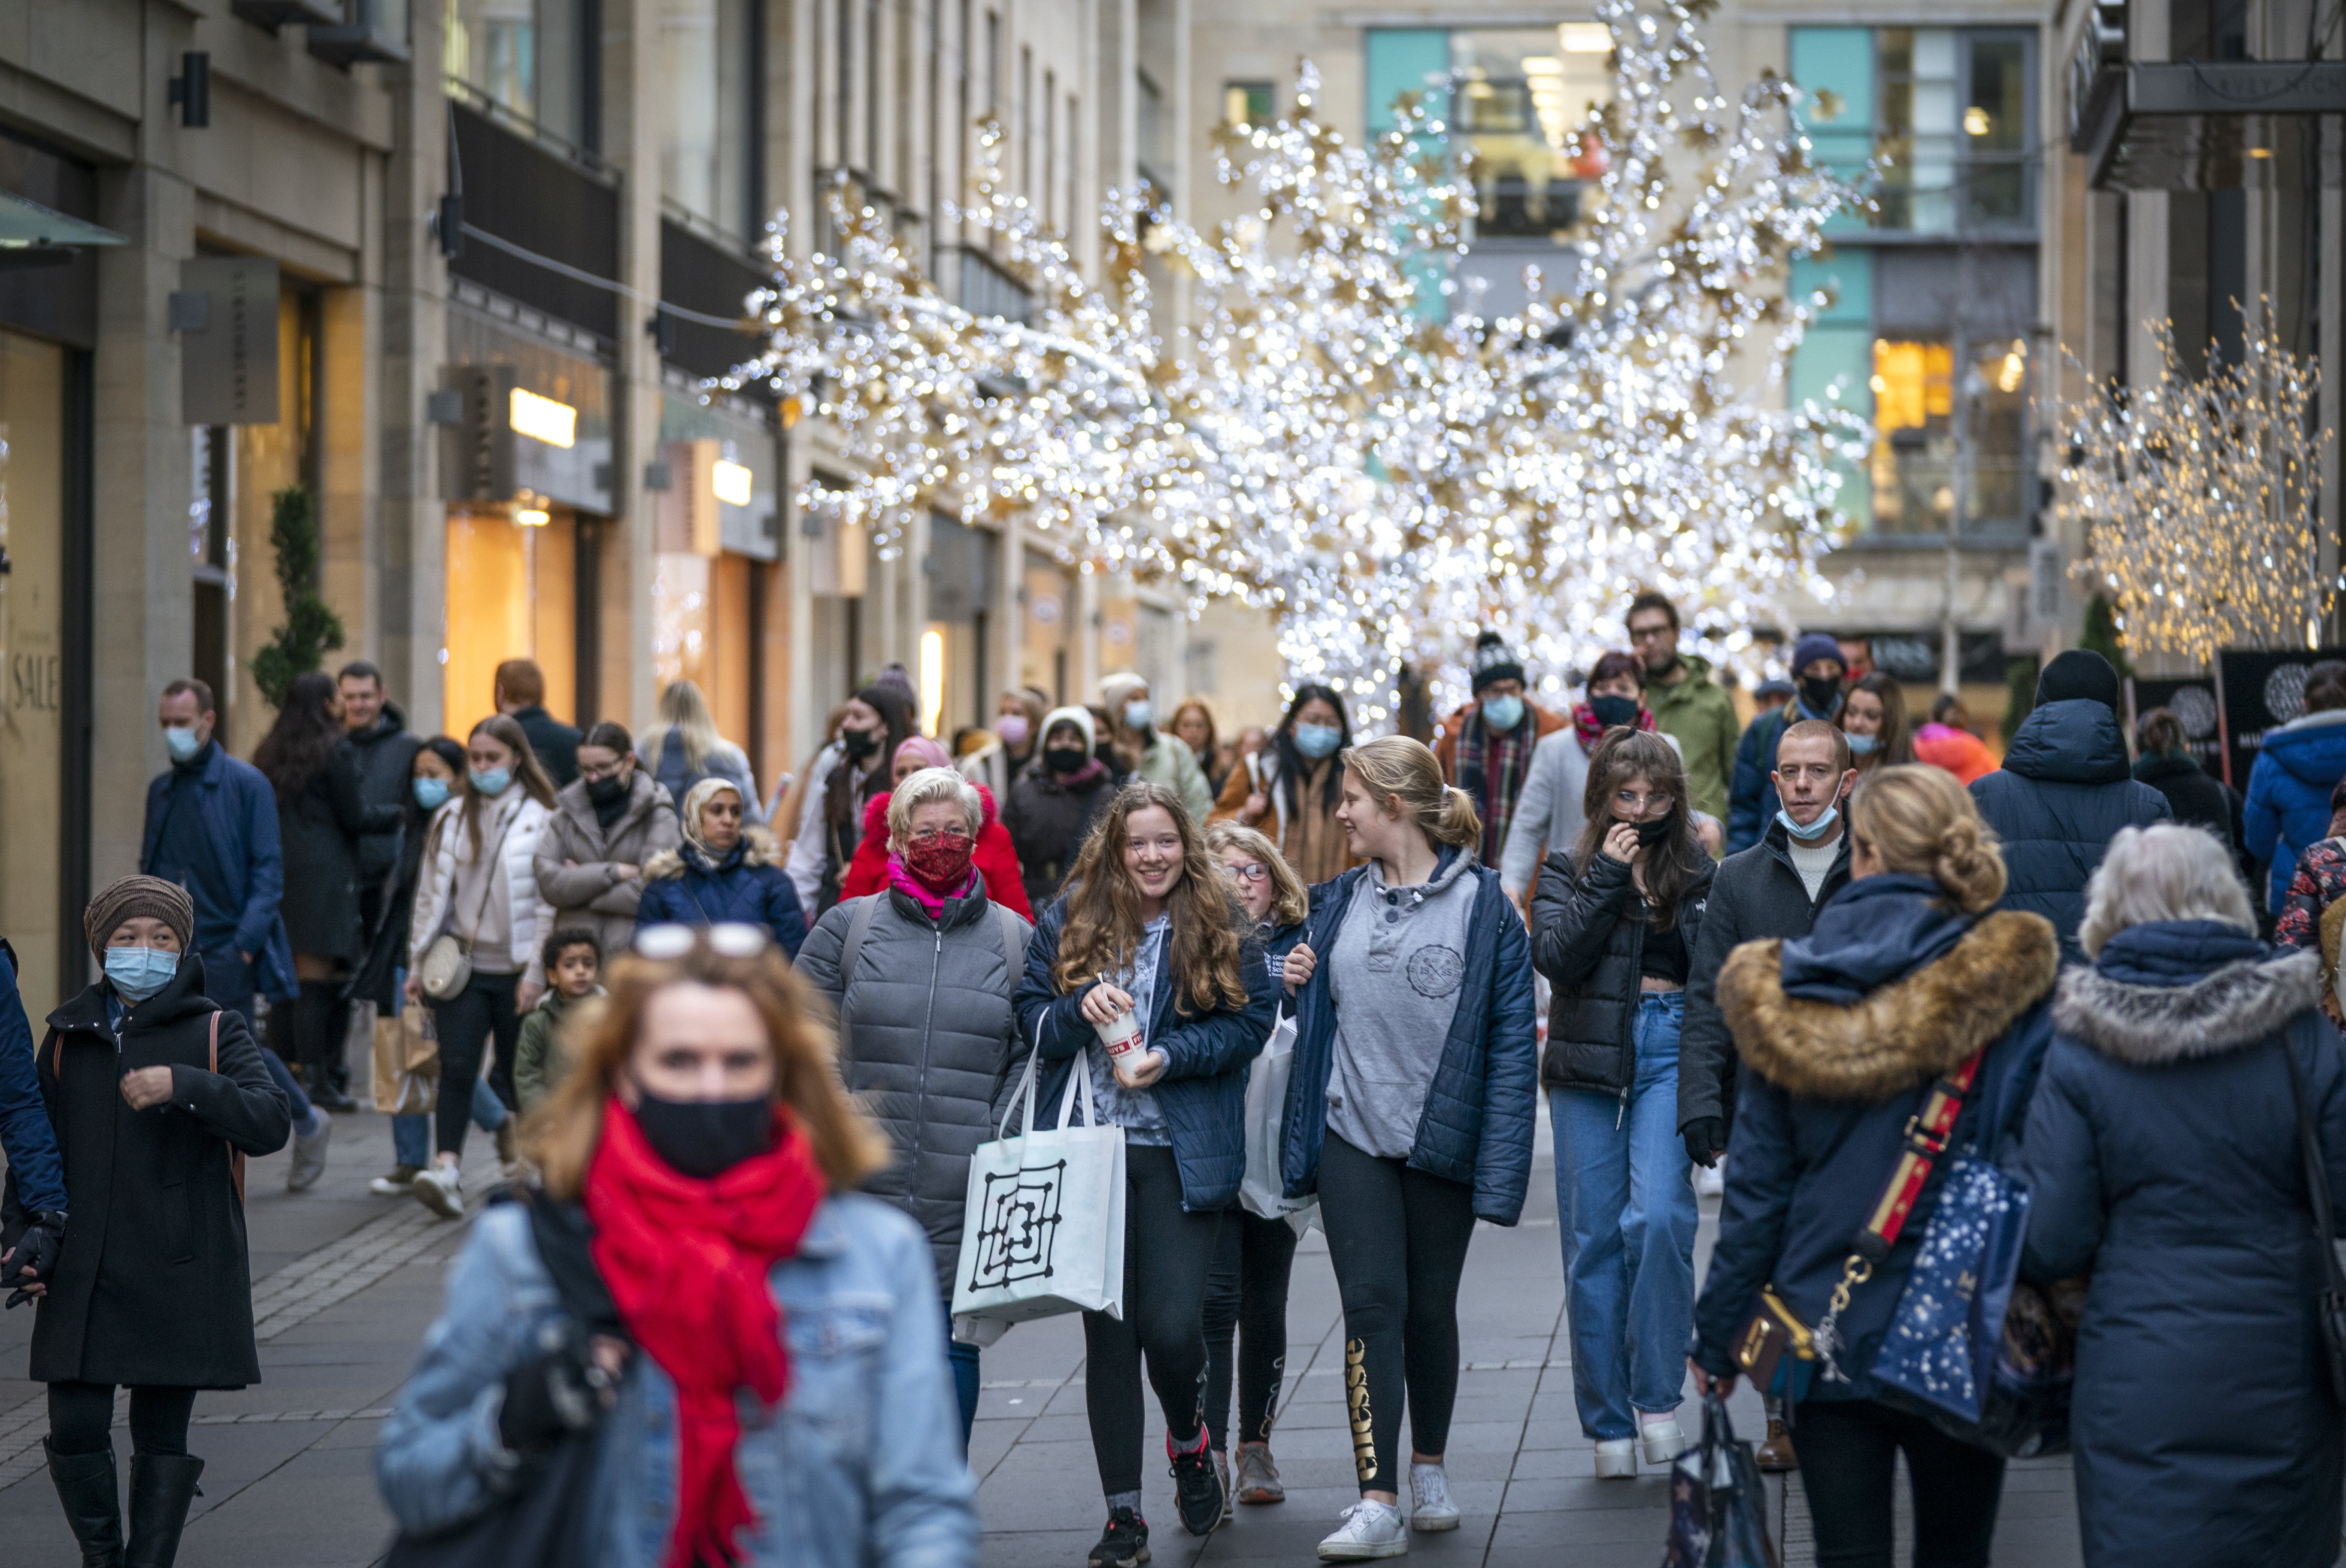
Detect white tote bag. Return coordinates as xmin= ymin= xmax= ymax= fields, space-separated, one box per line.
xmin=951 ymin=1033 xmax=1128 ymax=1325
xmin=1239 ymin=1008 xmax=1314 ymax=1222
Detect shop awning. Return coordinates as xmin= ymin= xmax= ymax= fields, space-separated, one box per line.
xmin=0 ymin=191 xmax=125 ymax=248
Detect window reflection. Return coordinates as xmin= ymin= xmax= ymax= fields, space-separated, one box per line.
xmin=660 ymin=0 xmax=757 ymax=239
xmin=1451 ymin=26 xmax=1612 ymax=242
xmin=1868 ymin=336 xmax=2028 ymax=534
xmin=445 ymin=0 xmax=584 ymax=144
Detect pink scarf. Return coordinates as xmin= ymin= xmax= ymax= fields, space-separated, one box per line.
xmin=887 ymin=854 xmax=977 ymax=918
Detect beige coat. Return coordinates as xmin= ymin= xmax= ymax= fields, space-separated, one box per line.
xmin=531 ymin=773 xmax=683 ymax=955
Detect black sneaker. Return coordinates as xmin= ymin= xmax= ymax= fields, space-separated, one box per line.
xmin=1087 ymin=1506 xmax=1150 ymax=1567
xmin=1167 ymin=1429 xmax=1224 ymax=1536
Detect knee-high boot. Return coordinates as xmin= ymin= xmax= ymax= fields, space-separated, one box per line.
xmin=45 ymin=1438 xmax=124 ymax=1568
xmin=295 ymin=981 xmax=353 ymax=1110
xmin=124 ymin=1453 xmax=203 ymax=1568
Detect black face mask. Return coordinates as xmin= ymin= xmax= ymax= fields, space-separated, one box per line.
xmin=1588 ymin=694 xmax=1642 ymax=731
xmin=631 ymin=1088 xmax=776 ymax=1179
xmin=1044 ymin=746 xmax=1090 ymax=775
xmin=1633 ymin=817 xmax=1674 ymax=849
xmin=1800 ymin=675 xmax=1843 ymax=715
xmin=840 ymin=727 xmax=881 ymax=761
xmin=586 ymin=774 xmax=630 ymax=807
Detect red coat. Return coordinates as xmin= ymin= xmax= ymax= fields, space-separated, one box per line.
xmin=837 ymin=785 xmax=1034 ymax=920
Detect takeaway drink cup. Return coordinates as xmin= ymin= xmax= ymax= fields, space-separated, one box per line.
xmin=1094 ymin=1005 xmax=1143 ymax=1062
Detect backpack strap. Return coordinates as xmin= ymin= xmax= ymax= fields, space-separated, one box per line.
xmin=837 ymin=894 xmax=885 ymax=989
xmin=210 ymin=1010 xmax=245 ymax=1206
xmin=994 ymin=902 xmax=1031 ymax=976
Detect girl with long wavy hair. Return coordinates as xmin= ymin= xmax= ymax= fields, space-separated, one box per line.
xmin=1011 ymin=781 xmax=1276 ymax=1564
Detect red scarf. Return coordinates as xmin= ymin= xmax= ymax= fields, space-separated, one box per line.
xmin=585 ymin=1099 xmax=825 ymax=1568
xmin=1571 ymin=700 xmax=1657 ymax=755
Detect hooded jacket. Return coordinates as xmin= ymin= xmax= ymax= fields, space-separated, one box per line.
xmin=1689 ymin=877 xmax=2058 ymax=1402
xmin=1531 ymin=844 xmax=1713 ymax=1097
xmin=1969 ymin=700 xmax=2172 ymax=963
xmin=837 ymin=786 xmax=1035 ymax=920
xmin=2246 ymin=710 xmax=2346 ymax=912
xmin=1645 ymin=654 xmax=1743 ymax=822
xmin=637 ymin=825 xmax=810 ymax=958
xmin=2023 ymin=925 xmax=2342 ymax=1568
xmin=513 ymin=985 xmax=596 ymax=1113
xmin=533 ymin=772 xmax=685 ymax=953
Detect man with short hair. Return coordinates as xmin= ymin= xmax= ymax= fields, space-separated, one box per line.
xmin=1726 ymin=632 xmax=1847 ymax=852
xmin=494 ymin=657 xmax=581 ymax=787
xmin=1627 ymin=591 xmax=1741 ymax=825
xmin=1435 ymin=631 xmax=1567 ymax=870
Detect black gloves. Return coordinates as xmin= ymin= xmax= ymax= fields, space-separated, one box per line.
xmin=1683 ymin=1120 xmax=1726 ymax=1170
xmin=498 ymin=1321 xmax=615 ymax=1453
xmin=4 ymin=1210 xmax=66 ymax=1309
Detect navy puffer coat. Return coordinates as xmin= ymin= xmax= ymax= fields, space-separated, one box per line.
xmin=2024 ymin=921 xmax=2345 ymax=1568
xmin=1970 ymin=700 xmax=2170 ymax=963
xmin=635 ymin=828 xmax=810 ymax=957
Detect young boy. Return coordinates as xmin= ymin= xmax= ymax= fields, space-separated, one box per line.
xmin=514 ymin=928 xmax=603 ymax=1113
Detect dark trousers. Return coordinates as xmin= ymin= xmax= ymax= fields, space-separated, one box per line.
xmin=431 ymin=971 xmax=521 ymax=1158
xmin=1082 ymin=1145 xmax=1224 ymax=1496
xmin=1202 ymin=1207 xmax=1300 ymax=1451
xmin=1792 ymin=1397 xmax=2007 ymax=1568
xmin=1318 ymin=1130 xmax=1476 ymax=1494
xmin=48 ymin=1382 xmax=195 ymax=1457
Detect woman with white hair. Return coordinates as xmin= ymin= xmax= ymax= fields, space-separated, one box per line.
xmin=2024 ymin=822 xmax=2346 ymax=1568
xmin=636 ymin=678 xmax=765 ymax=824
xmin=793 ymin=767 xmax=1032 ymax=1444
xmin=637 ymin=777 xmax=809 ymax=957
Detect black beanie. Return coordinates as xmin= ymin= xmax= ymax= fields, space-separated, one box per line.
xmin=1470 ymin=632 xmax=1526 ymax=695
xmin=2035 ymin=649 xmax=2120 ymax=711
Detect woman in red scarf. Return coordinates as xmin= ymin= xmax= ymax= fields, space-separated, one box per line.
xmin=377 ymin=924 xmax=979 ymax=1568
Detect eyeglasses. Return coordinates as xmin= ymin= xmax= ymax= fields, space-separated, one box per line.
xmin=1223 ymin=862 xmax=1271 ymax=883
xmin=1628 ymin=623 xmax=1674 ymax=643
xmin=633 ymin=922 xmax=771 ymax=960
xmin=577 ymin=758 xmax=628 ymax=781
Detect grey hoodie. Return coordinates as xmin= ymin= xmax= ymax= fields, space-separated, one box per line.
xmin=1325 ymin=849 xmax=1479 ymax=1159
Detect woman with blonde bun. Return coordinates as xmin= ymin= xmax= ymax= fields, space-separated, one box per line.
xmin=1688 ymin=765 xmax=2059 ymax=1568
xmin=1280 ymin=736 xmax=1538 ymax=1559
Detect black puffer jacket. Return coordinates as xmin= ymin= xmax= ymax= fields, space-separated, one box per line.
xmin=1002 ymin=761 xmax=1119 ymax=912
xmin=345 ymin=703 xmax=422 ymax=890
xmin=1530 ymin=847 xmax=1712 ymax=1095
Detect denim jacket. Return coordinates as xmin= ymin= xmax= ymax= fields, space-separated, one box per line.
xmin=376 ymin=1193 xmax=978 ymax=1568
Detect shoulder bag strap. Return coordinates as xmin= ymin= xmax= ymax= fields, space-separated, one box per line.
xmin=2280 ymin=1018 xmax=2346 ymax=1296
xmin=452 ymin=807 xmax=515 ymax=949
xmin=210 ymin=1011 xmax=245 ymax=1206
xmin=838 ymin=894 xmax=884 ymax=988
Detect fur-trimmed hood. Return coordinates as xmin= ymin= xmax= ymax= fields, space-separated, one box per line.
xmin=2055 ymin=945 xmax=2320 ymax=1065
xmin=642 ymin=824 xmax=785 ymax=882
xmin=1719 ymin=910 xmax=2059 ymax=1101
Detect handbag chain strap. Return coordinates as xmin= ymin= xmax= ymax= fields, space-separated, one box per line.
xmin=1810 ymin=1045 xmax=1987 ymax=1382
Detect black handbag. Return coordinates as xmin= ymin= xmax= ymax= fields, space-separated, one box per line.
xmin=382 ymin=1192 xmax=625 ymax=1568
xmin=2278 ymin=1017 xmax=2346 ymax=1407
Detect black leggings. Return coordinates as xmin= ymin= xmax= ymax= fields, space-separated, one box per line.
xmin=48 ymin=1383 xmax=196 ymax=1457
xmin=432 ymin=971 xmax=521 ymax=1157
xmin=1082 ymin=1145 xmax=1225 ymax=1497
xmin=1792 ymin=1397 xmax=2006 ymax=1568
xmin=1318 ymin=1130 xmax=1476 ymax=1494
xmin=1202 ymin=1207 xmax=1300 ymax=1451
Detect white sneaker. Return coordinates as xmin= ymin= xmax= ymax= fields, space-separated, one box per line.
xmin=1216 ymin=1449 xmax=1234 ymax=1523
xmin=1640 ymin=1418 xmax=1688 ymax=1465
xmin=1594 ymin=1438 xmax=1637 ymax=1479
xmin=411 ymin=1164 xmax=464 ymax=1220
xmin=1407 ymin=1464 xmax=1458 ymax=1532
xmin=1318 ymin=1500 xmax=1408 ymax=1560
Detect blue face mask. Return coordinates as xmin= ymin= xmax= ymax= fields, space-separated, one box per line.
xmin=1845 ymin=732 xmax=1879 ymax=756
xmin=163 ymin=725 xmax=203 ymax=764
xmin=104 ymin=946 xmax=179 ymax=1003
xmin=1292 ymin=722 xmax=1342 ymax=759
xmin=1481 ymin=694 xmax=1526 ymax=732
xmin=414 ymin=777 xmax=452 ymax=811
xmin=1123 ymin=699 xmax=1153 ymax=732
xmin=1778 ymin=804 xmax=1841 ymax=842
xmin=469 ymin=768 xmax=512 ymax=798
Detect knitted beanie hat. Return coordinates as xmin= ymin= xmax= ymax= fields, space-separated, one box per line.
xmin=1470 ymin=632 xmax=1526 ymax=694
xmin=2035 ymin=649 xmax=2120 ymax=711
xmin=84 ymin=875 xmax=195 ymax=959
xmin=1788 ymin=632 xmax=1847 ymax=677
xmin=1099 ymin=671 xmax=1149 ymax=711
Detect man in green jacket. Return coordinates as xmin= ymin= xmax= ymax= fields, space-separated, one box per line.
xmin=1628 ymin=590 xmax=1741 ymax=825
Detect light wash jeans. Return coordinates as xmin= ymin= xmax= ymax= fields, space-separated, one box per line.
xmin=1553 ymin=991 xmax=1697 ymax=1441
xmin=391 ymin=1081 xmax=506 ymax=1168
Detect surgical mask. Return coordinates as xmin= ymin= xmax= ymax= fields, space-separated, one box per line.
xmin=1799 ymin=675 xmax=1843 ymax=716
xmin=163 ymin=725 xmax=203 ymax=764
xmin=1633 ymin=817 xmax=1674 ymax=849
xmin=104 ymin=946 xmax=179 ymax=1003
xmin=1123 ymin=699 xmax=1153 ymax=732
xmin=1292 ymin=722 xmax=1342 ymax=759
xmin=1481 ymin=694 xmax=1525 ymax=732
xmin=996 ymin=714 xmax=1031 ymax=749
xmin=1588 ymin=695 xmax=1642 ymax=731
xmin=413 ymin=777 xmax=452 ymax=812
xmin=1779 ymin=804 xmax=1841 ymax=842
xmin=1846 ymin=732 xmax=1879 ymax=756
xmin=1044 ymin=746 xmax=1090 ymax=775
xmin=469 ymin=767 xmax=512 ymax=798
xmin=631 ymin=1089 xmax=775 ymax=1179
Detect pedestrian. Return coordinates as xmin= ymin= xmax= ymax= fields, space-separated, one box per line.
xmin=1727 ymin=632 xmax=1846 ymax=852
xmin=1676 ymin=718 xmax=1855 ymax=1471
xmin=1502 ymin=651 xmax=1657 ymax=907
xmin=514 ymin=928 xmax=603 ymax=1113
xmin=0 ymin=936 xmax=68 ymax=1311
xmin=493 ymin=657 xmax=582 ymax=788
xmin=2131 ymin=706 xmax=2244 ymax=861
xmin=794 ymin=766 xmax=1031 ymax=1445
xmin=1913 ymin=692 xmax=1998 ymax=785
xmin=1212 ymin=683 xmax=1360 ymax=886
xmin=1003 ymin=706 xmax=1122 ymax=913
xmin=785 ymin=683 xmax=916 ymax=914
xmin=639 ymin=778 xmax=811 ymax=956
xmin=1434 ymin=631 xmax=1567 ymax=871
xmin=534 ymin=719 xmax=683 ymax=955
xmin=1234 ymin=725 xmax=1270 ymax=769
xmin=1627 ymin=591 xmax=1741 ymax=824
xmin=1751 ymin=679 xmax=1794 ymax=720
xmin=838 ymin=739 xmax=1034 ymax=919
xmin=1530 ymin=728 xmax=1714 ymax=1477
xmin=637 ymin=677 xmax=765 ymax=825
xmin=1012 ymin=781 xmax=1277 ymax=1563
xmin=1200 ymin=821 xmax=1312 ymax=1511
xmin=1281 ymin=737 xmax=1538 ymax=1559
xmin=2026 ymin=824 xmax=2346 ymax=1568
xmin=252 ymin=670 xmax=400 ymax=1113
xmin=403 ymin=714 xmax=558 ymax=1219
xmin=1689 ymin=765 xmax=2058 ymax=1568
xmin=2276 ymin=777 xmax=2346 ymax=977
xmin=1171 ymin=696 xmax=1230 ymax=799
xmin=1838 ymin=671 xmax=1915 ymax=776
xmin=960 ymin=686 xmax=1050 ymax=799
xmin=376 ymin=923 xmax=979 ymax=1567
xmin=337 ymin=659 xmax=422 ymax=946
xmin=1100 ymin=671 xmax=1215 ymax=822
xmin=2246 ymin=659 xmax=2346 ymax=916
xmin=32 ymin=877 xmax=291 ymax=1568
xmin=1970 ymin=649 xmax=2171 ymax=964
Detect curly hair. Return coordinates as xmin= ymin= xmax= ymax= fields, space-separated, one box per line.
xmin=1050 ymin=781 xmax=1251 ymax=1016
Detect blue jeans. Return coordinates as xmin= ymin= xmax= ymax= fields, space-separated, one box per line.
xmin=1553 ymin=991 xmax=1697 ymax=1441
xmin=391 ymin=1083 xmax=508 ymax=1168
xmin=946 ymin=1334 xmax=979 ymax=1448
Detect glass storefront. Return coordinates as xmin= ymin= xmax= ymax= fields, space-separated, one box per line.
xmin=654 ymin=391 xmax=780 ymax=769
xmin=0 ymin=330 xmax=66 ymax=1019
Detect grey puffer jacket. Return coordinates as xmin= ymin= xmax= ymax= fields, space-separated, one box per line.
xmin=532 ymin=772 xmax=683 ymax=955
xmin=795 ymin=881 xmax=1031 ymax=1297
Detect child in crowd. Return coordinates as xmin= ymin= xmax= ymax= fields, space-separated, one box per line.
xmin=513 ymin=928 xmax=603 ymax=1113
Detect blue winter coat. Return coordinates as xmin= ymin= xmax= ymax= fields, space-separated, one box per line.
xmin=1689 ymin=876 xmax=2059 ymax=1401
xmin=635 ymin=835 xmax=810 ymax=958
xmin=2024 ymin=922 xmax=2343 ymax=1568
xmin=1725 ymin=696 xmax=1838 ymax=853
xmin=1010 ymin=896 xmax=1277 ymax=1212
xmin=140 ymin=743 xmax=297 ymax=1001
xmin=1969 ymin=700 xmax=2170 ymax=964
xmin=1279 ymin=852 xmax=1540 ymax=1225
xmin=0 ymin=940 xmax=66 ymax=1220
xmin=2245 ymin=712 xmax=2346 ymax=913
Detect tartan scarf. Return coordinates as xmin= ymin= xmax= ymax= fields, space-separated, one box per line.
xmin=1454 ymin=704 xmax=1534 ymax=867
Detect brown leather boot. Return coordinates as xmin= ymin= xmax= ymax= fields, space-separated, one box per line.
xmin=1756 ymin=1417 xmax=1797 ymax=1472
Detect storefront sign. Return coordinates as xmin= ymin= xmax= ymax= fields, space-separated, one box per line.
xmin=178 ymin=257 xmax=280 ymax=425
xmin=445 ymin=364 xmax=612 ymax=514
xmin=2216 ymin=648 xmax=2346 ymax=790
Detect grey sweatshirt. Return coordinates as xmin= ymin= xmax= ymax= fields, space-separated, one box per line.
xmin=1325 ymin=849 xmax=1479 ymax=1158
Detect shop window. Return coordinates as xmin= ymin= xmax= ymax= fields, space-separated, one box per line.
xmin=1449 ymin=28 xmax=1612 ymax=242
xmin=445 ymin=0 xmax=590 ymax=148
xmin=445 ymin=508 xmax=579 ymax=737
xmin=1223 ymin=80 xmax=1274 ymax=129
xmin=0 ymin=331 xmax=67 ymax=1019
xmin=1866 ymin=336 xmax=2029 ymax=536
xmin=1794 ymin=26 xmax=2034 ymax=237
xmin=660 ymin=0 xmax=759 ymax=240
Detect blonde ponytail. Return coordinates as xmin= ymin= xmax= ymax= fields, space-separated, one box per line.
xmin=1341 ymin=736 xmax=1479 ymax=852
xmin=1434 ymin=785 xmax=1482 ymax=852
xmin=1848 ymin=764 xmax=2007 ymax=913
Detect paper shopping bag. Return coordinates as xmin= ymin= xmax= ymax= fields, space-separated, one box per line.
xmin=372 ymin=1004 xmax=440 ymax=1116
